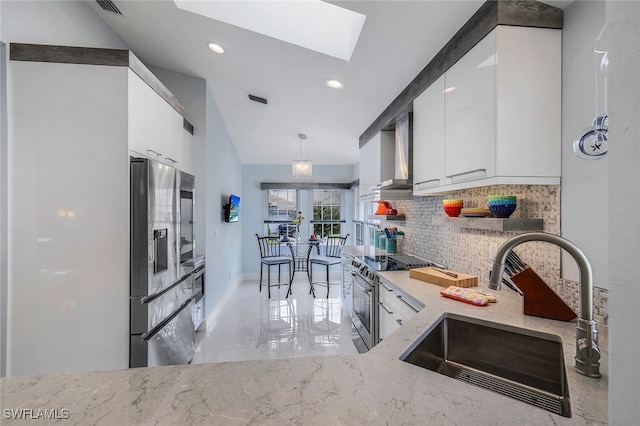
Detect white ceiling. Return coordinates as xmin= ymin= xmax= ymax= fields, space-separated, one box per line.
xmin=86 ymin=1 xmax=566 ymax=167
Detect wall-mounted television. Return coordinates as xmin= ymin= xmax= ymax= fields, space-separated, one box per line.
xmin=224 ymin=194 xmax=240 ymax=223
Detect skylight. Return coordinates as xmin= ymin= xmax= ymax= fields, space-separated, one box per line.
xmin=173 ymin=0 xmax=366 ymax=61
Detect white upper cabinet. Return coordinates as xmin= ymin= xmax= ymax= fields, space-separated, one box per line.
xmin=358 ymin=131 xmax=395 ymax=200
xmin=413 ymin=74 xmax=446 ymax=192
xmin=413 ymin=26 xmax=561 ymax=195
xmin=128 ymin=70 xmax=184 ymax=168
xmin=181 ymin=126 xmax=195 ymax=175
xmin=444 ymin=31 xmax=496 ymax=184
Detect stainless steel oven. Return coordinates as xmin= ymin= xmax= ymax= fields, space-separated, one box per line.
xmin=349 ymin=254 xmax=441 ymax=353
xmin=341 ymin=251 xmax=354 ymax=317
xmin=350 ymin=264 xmax=377 ymax=353
xmin=181 ymin=255 xmax=205 ymax=330
xmin=192 ymin=263 xmax=204 ymax=301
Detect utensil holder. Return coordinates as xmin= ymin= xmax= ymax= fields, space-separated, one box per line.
xmin=386 ymin=238 xmax=397 ymax=254
xmin=374 ymin=230 xmax=383 ymax=248
xmin=509 ymin=266 xmax=577 ymax=322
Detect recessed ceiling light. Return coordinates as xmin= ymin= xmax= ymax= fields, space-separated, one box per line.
xmin=325 ymin=79 xmax=344 ymax=89
xmin=207 ymin=42 xmax=224 ymax=54
xmin=443 ymin=86 xmax=457 ymax=94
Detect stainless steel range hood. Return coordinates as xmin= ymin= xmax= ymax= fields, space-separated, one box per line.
xmin=370 ymin=113 xmax=413 ymax=200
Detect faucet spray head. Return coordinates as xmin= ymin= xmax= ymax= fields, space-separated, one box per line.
xmin=488 ymin=261 xmax=506 ymax=290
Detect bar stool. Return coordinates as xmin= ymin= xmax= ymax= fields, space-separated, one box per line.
xmin=256 ymin=234 xmax=294 ymax=298
xmin=308 ymin=235 xmax=348 ymax=298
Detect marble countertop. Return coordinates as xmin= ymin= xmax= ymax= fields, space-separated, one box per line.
xmin=0 ymin=257 xmax=608 ymax=424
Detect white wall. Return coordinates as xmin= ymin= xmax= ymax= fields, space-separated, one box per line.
xmin=561 ymin=0 xmax=609 ymax=289
xmin=203 ymin=85 xmax=243 ymax=316
xmin=0 ymin=34 xmax=7 ymax=376
xmin=8 ymin=61 xmax=129 ymax=376
xmin=241 ymin=165 xmax=355 ymax=275
xmin=607 ymin=1 xmax=640 ymax=423
xmin=0 ymin=0 xmax=130 ymax=376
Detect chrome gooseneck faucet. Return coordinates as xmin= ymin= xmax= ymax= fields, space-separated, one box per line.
xmin=488 ymin=232 xmax=601 ymax=378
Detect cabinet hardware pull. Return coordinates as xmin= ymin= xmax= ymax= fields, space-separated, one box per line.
xmin=379 ymin=302 xmax=393 ymax=314
xmin=414 ymin=178 xmax=440 ymax=186
xmin=396 ymin=319 xmax=404 ymax=326
xmin=396 ymin=294 xmax=420 ymax=313
xmin=379 ymin=280 xmax=394 ymax=292
xmin=147 ymin=149 xmax=162 ymax=157
xmin=446 ymin=168 xmax=486 ymax=180
xmin=165 ymin=157 xmax=177 ymax=164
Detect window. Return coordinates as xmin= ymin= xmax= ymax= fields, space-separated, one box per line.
xmin=267 ymin=189 xmax=297 ymax=221
xmin=312 ymin=189 xmax=343 ymax=237
xmin=266 ymin=189 xmax=298 ymax=237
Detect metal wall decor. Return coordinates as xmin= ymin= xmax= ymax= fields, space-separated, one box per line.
xmin=573 ymin=25 xmax=609 ymax=160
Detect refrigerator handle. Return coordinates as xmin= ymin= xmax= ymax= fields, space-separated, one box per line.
xmin=141 ymin=298 xmax=193 ymax=341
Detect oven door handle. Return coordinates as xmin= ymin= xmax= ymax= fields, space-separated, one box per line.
xmin=352 ymin=274 xmax=373 ymax=293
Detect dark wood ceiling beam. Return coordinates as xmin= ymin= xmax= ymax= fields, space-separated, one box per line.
xmin=359 ymin=0 xmax=563 ymax=148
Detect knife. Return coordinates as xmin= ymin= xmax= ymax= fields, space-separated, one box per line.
xmin=511 ymin=250 xmax=528 ymax=269
xmin=502 ymin=278 xmax=523 ymax=295
xmin=432 ymin=267 xmax=458 ymax=278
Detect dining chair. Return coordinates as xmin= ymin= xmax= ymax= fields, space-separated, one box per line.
xmin=308 ymin=234 xmax=349 ymax=298
xmin=256 ymin=234 xmax=294 ymax=298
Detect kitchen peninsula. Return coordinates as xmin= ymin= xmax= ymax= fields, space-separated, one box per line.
xmin=0 ymin=257 xmax=607 ymax=425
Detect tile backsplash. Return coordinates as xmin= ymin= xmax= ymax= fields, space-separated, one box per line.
xmin=378 ymin=184 xmax=608 ymax=331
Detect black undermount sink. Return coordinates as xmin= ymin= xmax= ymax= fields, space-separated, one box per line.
xmin=400 ymin=313 xmax=571 ymax=418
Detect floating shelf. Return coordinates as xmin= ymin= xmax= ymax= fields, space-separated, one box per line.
xmin=369 ymin=215 xmax=406 ymax=221
xmin=432 ymin=216 xmax=543 ymax=232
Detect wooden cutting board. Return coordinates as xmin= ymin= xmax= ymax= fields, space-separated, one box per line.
xmin=409 ymin=267 xmax=478 ymax=288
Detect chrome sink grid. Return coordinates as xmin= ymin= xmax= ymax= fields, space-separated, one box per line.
xmin=400 ymin=312 xmax=571 ymax=418
xmin=455 ymin=367 xmax=564 ymax=415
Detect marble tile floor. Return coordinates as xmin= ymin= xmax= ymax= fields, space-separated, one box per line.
xmin=191 ymin=274 xmax=359 ymax=364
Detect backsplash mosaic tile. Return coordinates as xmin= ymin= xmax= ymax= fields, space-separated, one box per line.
xmin=377 ymin=184 xmax=608 ymax=332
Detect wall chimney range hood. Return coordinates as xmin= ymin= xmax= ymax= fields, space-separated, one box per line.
xmin=370 ymin=113 xmax=413 ymax=200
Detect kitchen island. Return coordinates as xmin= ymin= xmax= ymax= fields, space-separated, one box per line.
xmin=0 ymin=266 xmax=607 ymax=424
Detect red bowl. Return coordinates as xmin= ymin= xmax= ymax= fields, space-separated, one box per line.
xmin=444 ymin=205 xmax=462 ymax=217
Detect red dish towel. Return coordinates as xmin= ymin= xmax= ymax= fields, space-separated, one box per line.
xmin=440 ymin=286 xmax=496 ymax=306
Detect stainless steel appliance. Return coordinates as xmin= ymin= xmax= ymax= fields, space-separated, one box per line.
xmin=341 ymin=251 xmax=354 ymax=317
xmin=178 ymin=171 xmax=196 ymax=262
xmin=350 ymin=254 xmax=442 ymax=353
xmin=130 ymin=157 xmax=195 ymax=368
xmin=371 ymin=113 xmax=413 ymax=200
xmin=181 ymin=255 xmax=205 ymax=330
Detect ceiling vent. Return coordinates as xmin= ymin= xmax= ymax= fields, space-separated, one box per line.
xmin=96 ymin=0 xmax=123 ymax=15
xmin=248 ymin=94 xmax=268 ymax=105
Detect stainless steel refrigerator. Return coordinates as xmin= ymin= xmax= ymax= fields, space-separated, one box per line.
xmin=130 ymin=156 xmax=195 ymax=368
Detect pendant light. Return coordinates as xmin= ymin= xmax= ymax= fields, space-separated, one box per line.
xmin=292 ymin=133 xmax=312 ymax=178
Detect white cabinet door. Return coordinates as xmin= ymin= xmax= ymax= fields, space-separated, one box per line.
xmin=445 ymin=30 xmax=496 ymax=185
xmin=181 ymin=126 xmax=195 ymax=175
xmin=378 ymin=287 xmax=398 ymax=341
xmin=358 ymin=131 xmax=394 ymax=199
xmin=358 ymin=135 xmax=378 ymax=199
xmin=413 ymin=74 xmax=445 ymax=194
xmin=128 ymin=70 xmax=184 ymax=168
xmin=495 ymin=26 xmax=561 ymax=178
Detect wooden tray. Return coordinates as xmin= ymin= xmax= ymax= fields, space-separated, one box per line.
xmin=409 ymin=267 xmax=478 ymax=288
